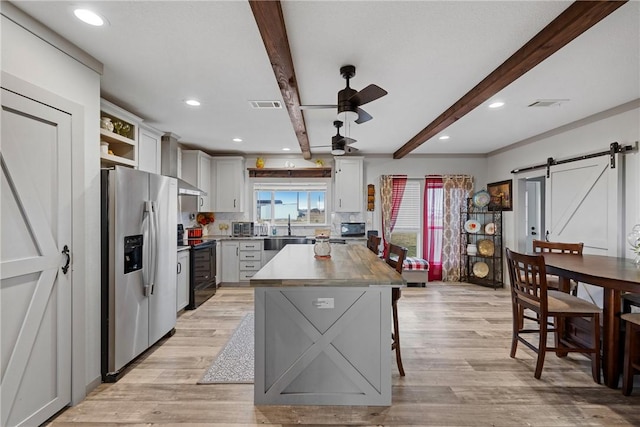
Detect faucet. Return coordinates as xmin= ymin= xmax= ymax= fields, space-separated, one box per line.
xmin=288 ymin=215 xmax=291 ymax=236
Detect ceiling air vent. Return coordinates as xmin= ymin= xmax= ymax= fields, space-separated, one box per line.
xmin=528 ymin=99 xmax=570 ymax=107
xmin=249 ymin=100 xmax=282 ymax=109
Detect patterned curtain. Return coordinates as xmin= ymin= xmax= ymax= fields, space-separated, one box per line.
xmin=424 ymin=176 xmax=443 ymax=281
xmin=380 ymin=175 xmax=393 ymax=256
xmin=441 ymin=175 xmax=474 ymax=281
xmin=380 ymin=175 xmax=407 ymax=257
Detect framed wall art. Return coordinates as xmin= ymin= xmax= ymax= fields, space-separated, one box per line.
xmin=487 ymin=179 xmax=512 ymax=211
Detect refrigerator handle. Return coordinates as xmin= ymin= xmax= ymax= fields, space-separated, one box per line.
xmin=149 ymin=201 xmax=159 ymax=295
xmin=142 ymin=201 xmax=152 ymax=296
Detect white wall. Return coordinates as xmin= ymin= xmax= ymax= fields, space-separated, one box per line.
xmin=1 ymin=15 xmax=102 ymax=399
xmin=487 ymin=101 xmax=640 ymax=258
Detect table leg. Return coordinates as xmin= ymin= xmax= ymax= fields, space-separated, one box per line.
xmin=602 ymin=288 xmax=622 ymax=388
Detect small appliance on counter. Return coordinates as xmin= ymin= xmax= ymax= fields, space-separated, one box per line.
xmin=232 ymin=221 xmax=254 ymax=237
xmin=177 ymin=224 xmax=185 ymax=245
xmin=341 ymin=222 xmax=366 ymax=237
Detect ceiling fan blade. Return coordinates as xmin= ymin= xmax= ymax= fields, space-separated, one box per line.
xmin=349 ymin=84 xmax=387 ymax=106
xmin=332 ymin=134 xmax=357 ymax=145
xmin=300 ymin=104 xmax=337 ymax=110
xmin=344 ymin=145 xmax=360 ymax=154
xmin=343 ymin=136 xmax=357 ymax=145
xmin=310 ymin=144 xmax=331 ymax=148
xmin=355 ymin=107 xmax=372 ymax=124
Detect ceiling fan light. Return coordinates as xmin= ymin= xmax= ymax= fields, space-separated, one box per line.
xmin=337 ymin=110 xmax=358 ymax=123
xmin=331 ymin=148 xmax=346 ymax=156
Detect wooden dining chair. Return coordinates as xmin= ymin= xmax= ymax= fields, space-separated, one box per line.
xmin=621 ymin=312 xmax=640 ymax=396
xmin=367 ymin=235 xmax=382 ymax=255
xmin=505 ymin=248 xmax=601 ymax=382
xmin=532 ymin=239 xmax=584 ymax=295
xmin=386 ymin=243 xmax=408 ymax=376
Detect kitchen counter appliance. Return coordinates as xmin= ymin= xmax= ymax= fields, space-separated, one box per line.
xmin=341 ymin=222 xmax=366 ymax=237
xmin=101 ymin=166 xmax=177 ymax=382
xmin=232 ymin=221 xmax=254 ymax=237
xmin=186 ymin=239 xmax=216 ymax=309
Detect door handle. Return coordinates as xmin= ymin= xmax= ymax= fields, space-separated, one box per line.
xmin=177 ymin=262 xmax=181 ymax=274
xmin=545 ymin=230 xmax=550 ymax=242
xmin=61 ymin=245 xmax=70 ymax=274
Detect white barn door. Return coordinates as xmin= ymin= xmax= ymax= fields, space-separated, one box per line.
xmin=1 ymin=89 xmax=72 ymax=426
xmin=545 ymin=156 xmax=620 ymax=256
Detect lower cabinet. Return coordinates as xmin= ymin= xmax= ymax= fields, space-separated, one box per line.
xmin=239 ymin=241 xmax=262 ymax=281
xmin=176 ymin=250 xmax=190 ymax=312
xmin=221 ymin=240 xmax=263 ymax=282
xmin=215 ymin=240 xmax=222 ymax=286
xmin=221 ymin=241 xmax=240 ymax=283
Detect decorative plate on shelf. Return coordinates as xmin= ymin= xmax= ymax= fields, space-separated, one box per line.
xmin=473 ymin=262 xmax=489 ymax=278
xmin=477 ymin=239 xmax=495 ymax=256
xmin=473 ymin=190 xmax=491 ymax=208
xmin=464 ymin=219 xmax=481 ymax=233
xmin=485 ymin=222 xmax=496 ymax=235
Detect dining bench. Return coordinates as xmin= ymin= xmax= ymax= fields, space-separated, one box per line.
xmin=402 ymin=257 xmax=429 ymax=287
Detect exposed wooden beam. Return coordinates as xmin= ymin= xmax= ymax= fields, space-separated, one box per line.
xmin=249 ymin=0 xmax=311 ymax=160
xmin=393 ymin=1 xmax=627 ymax=159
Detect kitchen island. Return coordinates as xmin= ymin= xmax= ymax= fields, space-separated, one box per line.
xmin=250 ymin=244 xmax=405 ymax=406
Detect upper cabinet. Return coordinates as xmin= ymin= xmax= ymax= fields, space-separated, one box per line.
xmin=334 ymin=157 xmax=363 ymax=212
xmin=181 ymin=150 xmax=212 ymax=212
xmin=212 ymin=157 xmax=245 ymax=212
xmin=100 ymin=99 xmax=139 ymax=168
xmin=137 ymin=124 xmax=162 ymax=174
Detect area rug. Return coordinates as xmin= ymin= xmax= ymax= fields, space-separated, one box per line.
xmin=198 ymin=312 xmax=254 ymax=384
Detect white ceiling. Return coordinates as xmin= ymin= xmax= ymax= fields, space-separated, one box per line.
xmin=10 ymin=1 xmax=640 ymax=157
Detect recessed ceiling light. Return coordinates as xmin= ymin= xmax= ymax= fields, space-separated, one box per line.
xmin=73 ymin=9 xmax=105 ymax=26
xmin=488 ymin=101 xmax=505 ymax=109
xmin=282 ymin=148 xmax=291 ymax=152
xmin=232 ymin=138 xmax=243 ymax=143
xmin=438 ymin=135 xmax=450 ymax=140
xmin=185 ymin=99 xmax=201 ymax=107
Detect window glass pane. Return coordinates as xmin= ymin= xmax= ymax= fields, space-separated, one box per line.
xmin=254 ymin=183 xmax=327 ymax=225
xmin=309 ymin=191 xmax=325 ymax=224
xmin=256 ymin=191 xmax=272 ymax=221
xmin=390 ymin=232 xmax=418 ymax=257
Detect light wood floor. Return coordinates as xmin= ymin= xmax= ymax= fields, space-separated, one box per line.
xmin=48 ymin=282 xmax=640 ymax=426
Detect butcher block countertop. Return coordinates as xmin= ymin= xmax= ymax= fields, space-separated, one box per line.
xmin=250 ymin=244 xmax=405 ymax=287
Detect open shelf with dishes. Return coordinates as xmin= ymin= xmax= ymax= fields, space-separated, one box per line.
xmin=460 ymin=193 xmax=503 ymax=289
xmin=100 ymin=99 xmax=139 ymax=168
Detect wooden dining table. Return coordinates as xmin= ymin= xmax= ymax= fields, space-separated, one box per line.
xmin=542 ymin=253 xmax=640 ymax=388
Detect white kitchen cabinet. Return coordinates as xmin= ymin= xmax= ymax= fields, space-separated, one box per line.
xmin=176 ymin=249 xmax=190 ymax=312
xmin=239 ymin=240 xmax=262 ymax=281
xmin=137 ymin=124 xmax=162 ymax=174
xmin=212 ymin=157 xmax=245 ymax=212
xmin=181 ymin=150 xmax=212 ymax=212
xmin=334 ymin=157 xmax=363 ymax=213
xmin=221 ymin=240 xmax=240 ymax=283
xmin=215 ymin=240 xmax=222 ymax=286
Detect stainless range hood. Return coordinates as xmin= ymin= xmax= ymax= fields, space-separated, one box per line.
xmin=161 ymin=132 xmax=206 ymax=196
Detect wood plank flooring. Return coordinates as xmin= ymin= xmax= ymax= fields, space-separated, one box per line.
xmin=47 ymin=282 xmax=640 ymax=426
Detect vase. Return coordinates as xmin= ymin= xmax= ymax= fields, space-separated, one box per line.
xmin=100 ymin=117 xmax=114 ymax=132
xmin=314 ymin=236 xmax=331 ymax=258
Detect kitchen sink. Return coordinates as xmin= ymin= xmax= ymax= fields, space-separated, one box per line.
xmin=263 ymin=237 xmax=313 ymax=251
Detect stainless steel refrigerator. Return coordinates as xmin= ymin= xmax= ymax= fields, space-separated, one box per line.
xmin=101 ymin=166 xmax=177 ymax=381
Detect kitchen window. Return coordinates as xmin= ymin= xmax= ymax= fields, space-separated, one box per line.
xmin=253 ymin=182 xmax=328 ymax=225
xmin=390 ymin=180 xmax=422 ymax=257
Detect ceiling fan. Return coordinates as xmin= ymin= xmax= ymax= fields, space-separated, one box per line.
xmin=300 ymin=65 xmax=387 ymax=124
xmin=311 ymin=120 xmax=359 ymax=156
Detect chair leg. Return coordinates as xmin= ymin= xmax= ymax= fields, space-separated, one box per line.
xmin=622 ymin=320 xmax=636 ymax=395
xmin=535 ymin=317 xmax=548 ymax=379
xmin=510 ymin=302 xmax=520 ymax=358
xmin=554 ymin=316 xmax=568 ymax=358
xmin=391 ymin=296 xmax=405 ymax=376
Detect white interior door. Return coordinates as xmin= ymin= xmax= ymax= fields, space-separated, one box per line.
xmin=545 ymin=156 xmax=621 ymax=256
xmin=525 ymin=179 xmax=543 ymax=253
xmin=1 ymin=89 xmax=72 ymax=426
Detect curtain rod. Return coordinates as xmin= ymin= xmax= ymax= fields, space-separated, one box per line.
xmin=510 ymin=142 xmax=636 ymax=177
